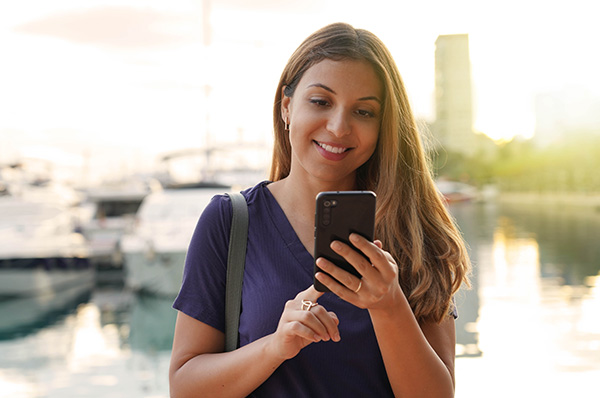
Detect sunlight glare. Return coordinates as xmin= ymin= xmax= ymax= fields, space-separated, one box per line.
xmin=68 ymin=304 xmax=121 ymax=372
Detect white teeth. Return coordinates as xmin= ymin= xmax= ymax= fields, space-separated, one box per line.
xmin=318 ymin=142 xmax=347 ymax=154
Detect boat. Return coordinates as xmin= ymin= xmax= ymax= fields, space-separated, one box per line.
xmin=79 ymin=184 xmax=151 ymax=271
xmin=120 ymin=184 xmax=230 ymax=297
xmin=435 ymin=179 xmax=479 ymax=203
xmin=0 ymin=196 xmax=94 ymax=299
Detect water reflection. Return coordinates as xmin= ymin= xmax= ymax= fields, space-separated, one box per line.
xmin=449 ymin=202 xmax=487 ymax=357
xmin=499 ymin=203 xmax=600 ymax=285
xmin=0 ymin=289 xmax=174 ymax=398
xmin=0 ymin=284 xmax=92 ymax=340
xmin=129 ymin=293 xmax=177 ymax=352
xmin=452 ymin=200 xmax=600 ymax=397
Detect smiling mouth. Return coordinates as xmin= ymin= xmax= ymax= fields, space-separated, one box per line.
xmin=314 ymin=141 xmax=350 ymax=154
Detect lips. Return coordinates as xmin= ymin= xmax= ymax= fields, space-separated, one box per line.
xmin=314 ymin=140 xmax=352 ymax=161
xmin=314 ymin=141 xmax=349 ymax=154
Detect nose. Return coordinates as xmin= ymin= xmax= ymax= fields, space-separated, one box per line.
xmin=326 ymin=109 xmax=351 ymax=137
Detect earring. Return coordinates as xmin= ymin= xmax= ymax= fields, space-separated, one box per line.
xmin=284 ymin=118 xmax=290 ymax=132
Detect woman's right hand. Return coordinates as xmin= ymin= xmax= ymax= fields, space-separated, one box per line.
xmin=270 ymin=285 xmax=341 ymax=360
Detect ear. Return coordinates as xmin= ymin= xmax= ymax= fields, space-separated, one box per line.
xmin=281 ymin=86 xmax=291 ymax=123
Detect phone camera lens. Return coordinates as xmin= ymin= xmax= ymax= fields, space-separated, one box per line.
xmin=322 ymin=201 xmax=332 ymax=225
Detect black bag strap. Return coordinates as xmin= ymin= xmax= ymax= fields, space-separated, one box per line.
xmin=224 ymin=192 xmax=249 ymax=352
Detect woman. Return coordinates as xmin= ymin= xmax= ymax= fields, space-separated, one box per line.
xmin=169 ymin=22 xmax=470 ymax=397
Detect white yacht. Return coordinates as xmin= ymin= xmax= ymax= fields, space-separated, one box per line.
xmin=79 ymin=186 xmax=150 ymax=269
xmin=120 ymin=185 xmax=229 ymax=297
xmin=435 ymin=179 xmax=480 ymax=203
xmin=0 ymin=196 xmax=93 ymax=298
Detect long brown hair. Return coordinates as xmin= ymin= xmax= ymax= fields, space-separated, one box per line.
xmin=271 ymin=23 xmax=470 ymax=323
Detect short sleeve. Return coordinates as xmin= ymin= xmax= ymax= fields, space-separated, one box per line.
xmin=172 ymin=194 xmax=232 ymax=332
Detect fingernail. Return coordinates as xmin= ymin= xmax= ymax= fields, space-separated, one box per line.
xmin=331 ymin=241 xmax=342 ymax=250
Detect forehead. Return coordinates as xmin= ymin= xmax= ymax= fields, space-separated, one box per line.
xmin=298 ymin=58 xmax=382 ymax=97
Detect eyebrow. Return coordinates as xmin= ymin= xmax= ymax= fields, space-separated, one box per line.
xmin=307 ymin=83 xmax=382 ymax=104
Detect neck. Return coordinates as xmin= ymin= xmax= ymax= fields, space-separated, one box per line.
xmin=267 ymin=173 xmax=358 ymax=254
xmin=271 ymin=173 xmax=356 ymax=210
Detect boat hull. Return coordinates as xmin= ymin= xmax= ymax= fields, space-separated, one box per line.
xmin=0 ymin=261 xmax=94 ymax=298
xmin=123 ymin=249 xmax=185 ymax=297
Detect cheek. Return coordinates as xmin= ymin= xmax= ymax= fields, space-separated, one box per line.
xmin=287 ymin=127 xmax=312 ymax=156
xmin=289 ymin=115 xmax=320 ymax=143
xmin=363 ymin=128 xmax=380 ymax=156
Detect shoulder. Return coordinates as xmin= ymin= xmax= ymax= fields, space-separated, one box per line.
xmin=192 ymin=193 xmax=232 ymax=239
xmin=194 ymin=180 xmax=270 ymax=232
xmin=238 ymin=180 xmax=271 ymax=206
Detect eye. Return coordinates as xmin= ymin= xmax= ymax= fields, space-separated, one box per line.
xmin=356 ymin=109 xmax=375 ymax=118
xmin=310 ymin=98 xmax=330 ymax=107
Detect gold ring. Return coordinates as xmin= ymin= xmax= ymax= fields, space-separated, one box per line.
xmin=354 ymin=280 xmax=363 ymax=293
xmin=301 ymin=300 xmax=318 ymax=311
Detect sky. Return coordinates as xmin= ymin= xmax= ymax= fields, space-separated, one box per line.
xmin=1 ymin=0 xmax=599 ymax=183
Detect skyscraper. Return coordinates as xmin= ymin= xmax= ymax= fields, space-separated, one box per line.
xmin=433 ymin=34 xmax=475 ymax=155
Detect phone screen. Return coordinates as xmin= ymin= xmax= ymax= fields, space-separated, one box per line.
xmin=313 ymin=191 xmax=376 ymax=292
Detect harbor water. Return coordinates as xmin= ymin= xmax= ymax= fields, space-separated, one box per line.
xmin=1 ymin=200 xmax=599 ymax=397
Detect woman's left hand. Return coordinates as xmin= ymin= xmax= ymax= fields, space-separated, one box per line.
xmin=315 ymin=233 xmax=403 ymax=310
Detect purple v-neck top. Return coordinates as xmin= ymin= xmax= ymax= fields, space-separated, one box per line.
xmin=173 ymin=181 xmax=395 ymax=397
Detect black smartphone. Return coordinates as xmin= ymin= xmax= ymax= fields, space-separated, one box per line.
xmin=313 ymin=191 xmax=377 ymax=292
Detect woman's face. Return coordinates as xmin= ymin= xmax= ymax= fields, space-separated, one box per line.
xmin=281 ymin=58 xmax=382 ymax=188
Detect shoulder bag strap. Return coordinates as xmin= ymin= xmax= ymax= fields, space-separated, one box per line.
xmin=224 ymin=192 xmax=248 ymax=352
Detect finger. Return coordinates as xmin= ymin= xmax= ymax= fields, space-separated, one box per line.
xmin=315 ymin=270 xmax=362 ymax=307
xmin=310 ymin=305 xmax=341 ymax=342
xmin=284 ymin=299 xmax=328 ymax=341
xmin=286 ymin=319 xmax=323 ymax=343
xmin=349 ymin=234 xmax=396 ymax=277
xmin=296 ymin=284 xmax=325 ymax=303
xmin=328 ymin=311 xmax=340 ymax=326
xmin=315 ymin=257 xmax=364 ymax=293
xmin=293 ymin=301 xmax=340 ymax=342
xmin=349 ymin=233 xmax=379 ymax=259
xmin=373 ymin=240 xmax=395 ymax=266
xmin=292 ymin=286 xmax=338 ymax=341
xmin=328 ymin=239 xmax=376 ymax=279
xmin=371 ymin=240 xmax=396 ymax=264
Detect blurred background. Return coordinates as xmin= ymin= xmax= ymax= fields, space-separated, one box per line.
xmin=1 ymin=0 xmax=599 ymax=397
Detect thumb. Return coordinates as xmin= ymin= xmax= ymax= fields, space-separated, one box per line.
xmin=296 ymin=284 xmax=324 ymax=302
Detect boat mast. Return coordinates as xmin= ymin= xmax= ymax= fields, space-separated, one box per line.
xmin=202 ymin=0 xmax=212 ymax=182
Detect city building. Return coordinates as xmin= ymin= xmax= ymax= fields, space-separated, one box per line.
xmin=433 ymin=34 xmax=476 ymax=156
